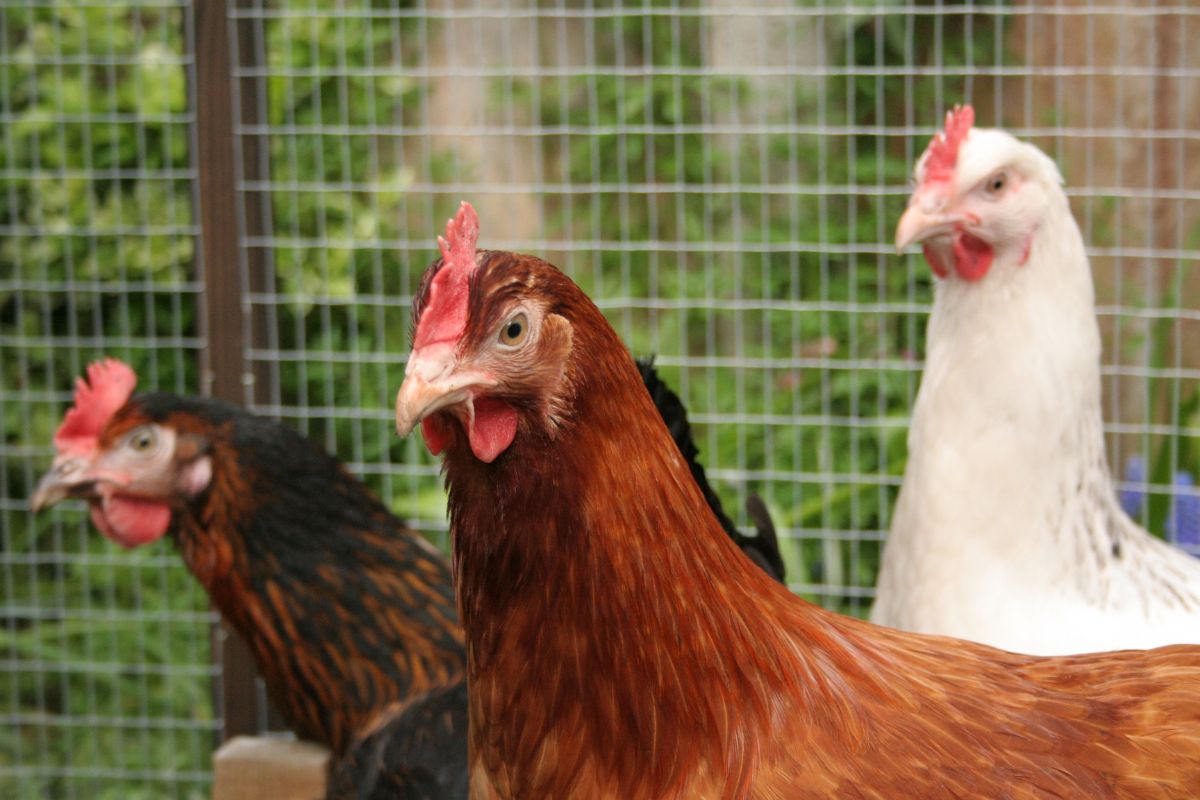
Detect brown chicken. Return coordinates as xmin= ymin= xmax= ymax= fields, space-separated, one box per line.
xmin=394 ymin=202 xmax=1200 ymax=799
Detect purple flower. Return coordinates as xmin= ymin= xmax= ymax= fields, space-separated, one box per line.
xmin=1167 ymin=471 xmax=1200 ymax=551
xmin=1119 ymin=455 xmax=1147 ymax=519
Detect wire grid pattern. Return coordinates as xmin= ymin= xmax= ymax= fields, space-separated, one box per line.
xmin=1 ymin=0 xmax=1198 ymax=795
xmin=0 ymin=2 xmax=215 ymax=798
xmin=228 ymin=0 xmax=1199 ymax=606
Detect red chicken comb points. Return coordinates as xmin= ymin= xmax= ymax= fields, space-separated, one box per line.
xmin=922 ymin=104 xmax=975 ymax=184
xmin=53 ymin=358 xmax=138 ymax=457
xmin=413 ymin=201 xmax=480 ymax=350
xmin=437 ymin=200 xmax=479 ymax=273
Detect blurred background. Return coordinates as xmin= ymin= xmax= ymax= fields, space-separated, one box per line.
xmin=1 ymin=1 xmax=1197 ymax=796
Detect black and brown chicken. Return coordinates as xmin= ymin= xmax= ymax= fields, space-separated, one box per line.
xmin=31 ymin=359 xmax=465 ymax=796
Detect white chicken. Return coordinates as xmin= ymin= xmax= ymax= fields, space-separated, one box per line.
xmin=872 ymin=105 xmax=1200 ymax=655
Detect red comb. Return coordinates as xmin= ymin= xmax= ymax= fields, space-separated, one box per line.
xmin=923 ymin=105 xmax=975 ymax=183
xmin=413 ymin=201 xmax=480 ymax=350
xmin=53 ymin=358 xmax=138 ymax=457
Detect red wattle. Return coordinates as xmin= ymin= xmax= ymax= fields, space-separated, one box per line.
xmin=952 ymin=232 xmax=994 ymax=282
xmin=421 ymin=416 xmax=449 ymax=456
xmin=468 ymin=397 xmax=518 ymax=464
xmin=922 ymin=244 xmax=950 ymax=279
xmin=93 ymin=495 xmax=172 ymax=548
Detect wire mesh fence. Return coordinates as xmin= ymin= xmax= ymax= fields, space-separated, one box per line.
xmin=0 ymin=2 xmax=216 ymax=798
xmin=2 ymin=1 xmax=1198 ymax=796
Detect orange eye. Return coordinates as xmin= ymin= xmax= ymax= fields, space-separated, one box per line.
xmin=986 ymin=172 xmax=1006 ymax=194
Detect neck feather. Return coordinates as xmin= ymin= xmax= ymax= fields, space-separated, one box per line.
xmin=443 ymin=331 xmax=872 ymax=795
xmin=903 ymin=200 xmax=1132 ymax=575
xmin=172 ymin=424 xmax=464 ymax=755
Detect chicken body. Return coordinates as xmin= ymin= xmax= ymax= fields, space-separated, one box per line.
xmin=395 ymin=203 xmax=1200 ymax=799
xmin=873 ymin=106 xmax=1200 ymax=655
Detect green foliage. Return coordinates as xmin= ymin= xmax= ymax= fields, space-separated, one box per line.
xmin=0 ymin=3 xmax=208 ymax=797
xmin=5 ymin=2 xmax=1198 ymax=796
xmin=1137 ymin=278 xmax=1200 ymax=537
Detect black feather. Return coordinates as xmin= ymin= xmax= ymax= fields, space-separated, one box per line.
xmin=326 ymin=682 xmax=468 ymax=800
xmin=636 ymin=358 xmax=786 ymax=583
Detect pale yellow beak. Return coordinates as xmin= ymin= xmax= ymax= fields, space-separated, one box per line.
xmin=395 ymin=373 xmax=468 ymax=436
xmin=895 ymin=202 xmax=961 ymax=251
xmin=395 ymin=346 xmax=496 ymax=436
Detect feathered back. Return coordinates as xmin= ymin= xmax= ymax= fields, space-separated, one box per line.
xmin=325 ymin=682 xmax=468 ymax=800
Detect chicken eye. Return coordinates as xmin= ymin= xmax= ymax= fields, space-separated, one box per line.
xmin=127 ymin=427 xmax=158 ymax=454
xmin=986 ymin=172 xmax=1007 ymax=194
xmin=499 ymin=313 xmax=529 ymax=347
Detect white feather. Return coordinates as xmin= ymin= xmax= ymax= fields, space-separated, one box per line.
xmin=872 ymin=125 xmax=1200 ymax=655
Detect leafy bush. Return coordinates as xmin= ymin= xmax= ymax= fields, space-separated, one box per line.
xmin=1 ymin=3 xmax=207 ymax=797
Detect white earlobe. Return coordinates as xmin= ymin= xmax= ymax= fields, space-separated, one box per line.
xmin=180 ymin=456 xmax=213 ymax=497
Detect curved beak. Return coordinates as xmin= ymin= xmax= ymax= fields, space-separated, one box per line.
xmin=895 ymin=204 xmax=961 ymax=251
xmin=30 ymin=455 xmax=96 ymax=512
xmin=395 ymin=345 xmax=495 ymax=437
xmin=395 ymin=374 xmax=470 ymax=437
xmin=895 ymin=184 xmax=969 ymax=251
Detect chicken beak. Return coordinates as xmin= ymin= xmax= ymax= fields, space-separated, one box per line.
xmin=395 ymin=374 xmax=467 ymax=437
xmin=895 ymin=194 xmax=958 ymax=251
xmin=395 ymin=346 xmax=495 ymax=437
xmin=30 ymin=455 xmax=95 ymax=512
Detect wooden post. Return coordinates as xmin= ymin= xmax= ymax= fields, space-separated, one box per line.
xmin=190 ymin=0 xmax=273 ymax=742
